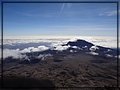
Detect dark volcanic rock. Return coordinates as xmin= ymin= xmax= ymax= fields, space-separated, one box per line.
xmin=2 ymin=39 xmax=118 ymax=87
xmin=66 ymin=39 xmax=94 ymax=48
xmin=30 ymin=58 xmax=41 ymax=64
xmin=0 ymin=76 xmax=55 ymax=89
xmin=90 ymin=60 xmax=109 ymax=63
xmin=70 ymin=70 xmax=77 ymax=77
xmin=19 ymin=60 xmax=30 ymax=64
xmin=19 ymin=58 xmax=41 ymax=64
xmin=53 ymin=59 xmax=63 ymax=62
xmin=3 ymin=57 xmax=20 ymax=63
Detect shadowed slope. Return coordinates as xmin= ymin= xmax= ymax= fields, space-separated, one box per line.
xmin=0 ymin=76 xmax=55 ymax=90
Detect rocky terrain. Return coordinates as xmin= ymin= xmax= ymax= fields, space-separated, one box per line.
xmin=1 ymin=39 xmax=119 ymax=88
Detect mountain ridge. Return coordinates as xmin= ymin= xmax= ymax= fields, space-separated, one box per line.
xmin=3 ymin=39 xmax=117 ymax=64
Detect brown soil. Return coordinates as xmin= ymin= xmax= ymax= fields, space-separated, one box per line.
xmin=2 ymin=53 xmax=119 ymax=87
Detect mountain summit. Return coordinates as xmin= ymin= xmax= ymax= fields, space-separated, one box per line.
xmin=3 ymin=39 xmax=117 ymax=64
xmin=66 ymin=39 xmax=94 ymax=48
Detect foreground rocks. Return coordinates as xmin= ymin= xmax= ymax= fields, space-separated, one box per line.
xmin=2 ymin=52 xmax=119 ymax=88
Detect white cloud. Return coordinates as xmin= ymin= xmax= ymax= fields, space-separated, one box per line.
xmin=28 ymin=47 xmax=38 ymax=52
xmin=90 ymin=45 xmax=99 ymax=52
xmin=70 ymin=50 xmax=73 ymax=53
xmin=54 ymin=45 xmax=70 ymax=51
xmin=20 ymin=48 xmax=31 ymax=53
xmin=82 ymin=46 xmax=88 ymax=48
xmin=37 ymin=54 xmax=52 ymax=60
xmin=99 ymin=10 xmax=119 ymax=16
xmin=1 ymin=45 xmax=49 ymax=59
xmin=3 ymin=49 xmax=20 ymax=59
xmin=115 ymin=55 xmax=120 ymax=59
xmin=37 ymin=54 xmax=44 ymax=59
xmin=71 ymin=46 xmax=78 ymax=49
xmin=2 ymin=48 xmax=28 ymax=59
xmin=104 ymin=49 xmax=112 ymax=53
xmin=38 ymin=46 xmax=49 ymax=51
xmin=86 ymin=51 xmax=99 ymax=55
xmin=55 ymin=36 xmax=117 ymax=48
xmin=3 ymin=36 xmax=117 ymax=48
xmin=1 ymin=36 xmax=118 ymax=59
xmin=3 ymin=36 xmax=118 ymax=49
xmin=105 ymin=54 xmax=113 ymax=57
xmin=107 ymin=49 xmax=112 ymax=52
xmin=20 ymin=45 xmax=49 ymax=53
xmin=60 ymin=3 xmax=65 ymax=13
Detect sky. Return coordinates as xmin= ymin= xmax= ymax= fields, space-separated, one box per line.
xmin=3 ymin=1 xmax=117 ymax=37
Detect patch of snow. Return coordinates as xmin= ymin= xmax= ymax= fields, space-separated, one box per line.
xmin=37 ymin=54 xmax=52 ymax=60
xmin=115 ymin=55 xmax=120 ymax=59
xmin=82 ymin=46 xmax=87 ymax=48
xmin=105 ymin=54 xmax=113 ymax=57
xmin=70 ymin=50 xmax=73 ymax=53
xmin=107 ymin=49 xmax=112 ymax=52
xmin=74 ymin=50 xmax=77 ymax=52
xmin=71 ymin=46 xmax=78 ymax=49
xmin=86 ymin=51 xmax=99 ymax=55
xmin=90 ymin=45 xmax=99 ymax=51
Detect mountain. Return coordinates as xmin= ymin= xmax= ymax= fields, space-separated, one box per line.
xmin=3 ymin=39 xmax=117 ymax=64
xmin=64 ymin=39 xmax=117 ymax=57
xmin=2 ymin=39 xmax=118 ymax=87
xmin=66 ymin=39 xmax=94 ymax=48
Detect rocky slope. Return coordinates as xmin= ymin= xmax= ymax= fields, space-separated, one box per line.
xmin=1 ymin=39 xmax=119 ymax=87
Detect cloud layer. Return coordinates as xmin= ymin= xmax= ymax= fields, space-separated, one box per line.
xmin=1 ymin=45 xmax=49 ymax=59
xmin=1 ymin=36 xmax=118 ymax=59
xmin=20 ymin=46 xmax=49 ymax=53
xmin=3 ymin=36 xmax=117 ymax=48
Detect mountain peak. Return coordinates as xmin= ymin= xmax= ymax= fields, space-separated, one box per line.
xmin=66 ymin=39 xmax=94 ymax=48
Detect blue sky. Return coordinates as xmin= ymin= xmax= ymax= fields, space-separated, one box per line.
xmin=3 ymin=2 xmax=117 ymax=37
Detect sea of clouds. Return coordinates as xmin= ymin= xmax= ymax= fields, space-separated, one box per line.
xmin=0 ymin=36 xmax=119 ymax=59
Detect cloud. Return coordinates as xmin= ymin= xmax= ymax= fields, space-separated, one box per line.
xmin=20 ymin=48 xmax=31 ymax=53
xmin=2 ymin=45 xmax=49 ymax=59
xmin=3 ymin=36 xmax=117 ymax=49
xmin=105 ymin=54 xmax=113 ymax=57
xmin=99 ymin=10 xmax=120 ymax=16
xmin=38 ymin=46 xmax=49 ymax=51
xmin=2 ymin=48 xmax=28 ymax=59
xmin=3 ymin=49 xmax=20 ymax=59
xmin=90 ymin=46 xmax=99 ymax=52
xmin=69 ymin=50 xmax=77 ymax=53
xmin=1 ymin=36 xmax=118 ymax=61
xmin=115 ymin=55 xmax=120 ymax=59
xmin=37 ymin=54 xmax=52 ymax=60
xmin=70 ymin=50 xmax=73 ymax=53
xmin=1 ymin=36 xmax=118 ymax=58
xmin=86 ymin=51 xmax=99 ymax=55
xmin=71 ymin=46 xmax=78 ymax=49
xmin=17 ymin=12 xmax=59 ymax=18
xmin=60 ymin=3 xmax=65 ymax=13
xmin=54 ymin=45 xmax=70 ymax=51
xmin=20 ymin=46 xmax=49 ymax=53
xmin=69 ymin=36 xmax=117 ymax=48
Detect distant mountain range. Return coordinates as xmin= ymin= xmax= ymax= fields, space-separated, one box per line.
xmin=3 ymin=39 xmax=118 ymax=64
